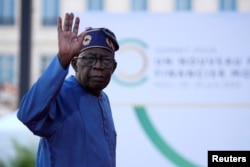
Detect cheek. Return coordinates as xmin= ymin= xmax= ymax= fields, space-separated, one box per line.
xmin=77 ymin=67 xmax=90 ymax=82
xmin=104 ymin=71 xmax=114 ymax=85
xmin=104 ymin=69 xmax=114 ymax=79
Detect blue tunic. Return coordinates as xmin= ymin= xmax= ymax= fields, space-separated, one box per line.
xmin=17 ymin=56 xmax=116 ymax=167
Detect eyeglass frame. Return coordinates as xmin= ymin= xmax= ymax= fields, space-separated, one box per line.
xmin=74 ymin=54 xmax=116 ymax=69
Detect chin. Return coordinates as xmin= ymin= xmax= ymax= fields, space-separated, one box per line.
xmin=90 ymin=83 xmax=106 ymax=91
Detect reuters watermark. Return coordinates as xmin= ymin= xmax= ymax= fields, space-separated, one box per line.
xmin=208 ymin=151 xmax=250 ymax=167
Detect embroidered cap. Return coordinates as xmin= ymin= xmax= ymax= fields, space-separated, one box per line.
xmin=80 ymin=27 xmax=119 ymax=53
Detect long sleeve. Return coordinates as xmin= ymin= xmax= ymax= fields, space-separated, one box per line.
xmin=17 ymin=56 xmax=69 ymax=137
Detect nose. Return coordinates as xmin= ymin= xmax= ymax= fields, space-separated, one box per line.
xmin=93 ymin=58 xmax=103 ymax=68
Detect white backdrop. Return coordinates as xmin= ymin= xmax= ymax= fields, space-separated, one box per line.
xmin=74 ymin=12 xmax=250 ymax=167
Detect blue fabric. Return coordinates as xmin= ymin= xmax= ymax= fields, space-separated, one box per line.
xmin=17 ymin=56 xmax=116 ymax=167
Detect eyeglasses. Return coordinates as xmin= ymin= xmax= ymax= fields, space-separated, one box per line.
xmin=75 ymin=55 xmax=115 ymax=68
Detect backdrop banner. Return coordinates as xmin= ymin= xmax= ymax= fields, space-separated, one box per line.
xmin=74 ymin=12 xmax=250 ymax=167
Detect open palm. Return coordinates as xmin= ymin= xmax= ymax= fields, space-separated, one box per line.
xmin=57 ymin=13 xmax=85 ymax=68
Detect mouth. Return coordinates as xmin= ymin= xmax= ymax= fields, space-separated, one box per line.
xmin=90 ymin=76 xmax=106 ymax=82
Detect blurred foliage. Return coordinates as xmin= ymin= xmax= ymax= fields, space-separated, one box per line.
xmin=0 ymin=140 xmax=36 ymax=167
xmin=0 ymin=160 xmax=5 ymax=167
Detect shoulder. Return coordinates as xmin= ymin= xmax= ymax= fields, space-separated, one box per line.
xmin=101 ymin=91 xmax=111 ymax=104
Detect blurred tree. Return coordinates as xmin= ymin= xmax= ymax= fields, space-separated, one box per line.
xmin=9 ymin=140 xmax=36 ymax=167
xmin=0 ymin=140 xmax=36 ymax=167
xmin=0 ymin=160 xmax=5 ymax=167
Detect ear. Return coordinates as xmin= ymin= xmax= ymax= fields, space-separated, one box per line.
xmin=71 ymin=57 xmax=78 ymax=72
xmin=112 ymin=61 xmax=117 ymax=73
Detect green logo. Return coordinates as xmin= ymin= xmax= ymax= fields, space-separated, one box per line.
xmin=112 ymin=38 xmax=148 ymax=86
xmin=134 ymin=106 xmax=199 ymax=167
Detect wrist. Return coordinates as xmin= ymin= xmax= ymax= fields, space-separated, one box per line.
xmin=57 ymin=53 xmax=70 ymax=69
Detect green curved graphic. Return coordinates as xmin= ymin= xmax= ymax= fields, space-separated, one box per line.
xmin=134 ymin=106 xmax=199 ymax=167
xmin=119 ymin=38 xmax=148 ymax=47
xmin=112 ymin=38 xmax=148 ymax=87
xmin=112 ymin=75 xmax=147 ymax=87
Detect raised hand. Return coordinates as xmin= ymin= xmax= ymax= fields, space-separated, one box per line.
xmin=57 ymin=13 xmax=85 ymax=68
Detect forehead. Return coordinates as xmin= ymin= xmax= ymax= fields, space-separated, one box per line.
xmin=79 ymin=47 xmax=114 ymax=57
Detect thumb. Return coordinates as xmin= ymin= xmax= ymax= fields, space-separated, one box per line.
xmin=78 ymin=32 xmax=87 ymax=43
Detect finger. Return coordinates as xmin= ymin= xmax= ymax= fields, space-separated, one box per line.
xmin=78 ymin=32 xmax=87 ymax=43
xmin=73 ymin=17 xmax=80 ymax=34
xmin=57 ymin=17 xmax=62 ymax=32
xmin=68 ymin=13 xmax=74 ymax=31
xmin=63 ymin=13 xmax=70 ymax=31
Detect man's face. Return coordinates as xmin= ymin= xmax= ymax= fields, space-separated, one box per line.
xmin=72 ymin=48 xmax=117 ymax=96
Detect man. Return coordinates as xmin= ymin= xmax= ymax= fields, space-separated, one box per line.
xmin=17 ymin=12 xmax=119 ymax=167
